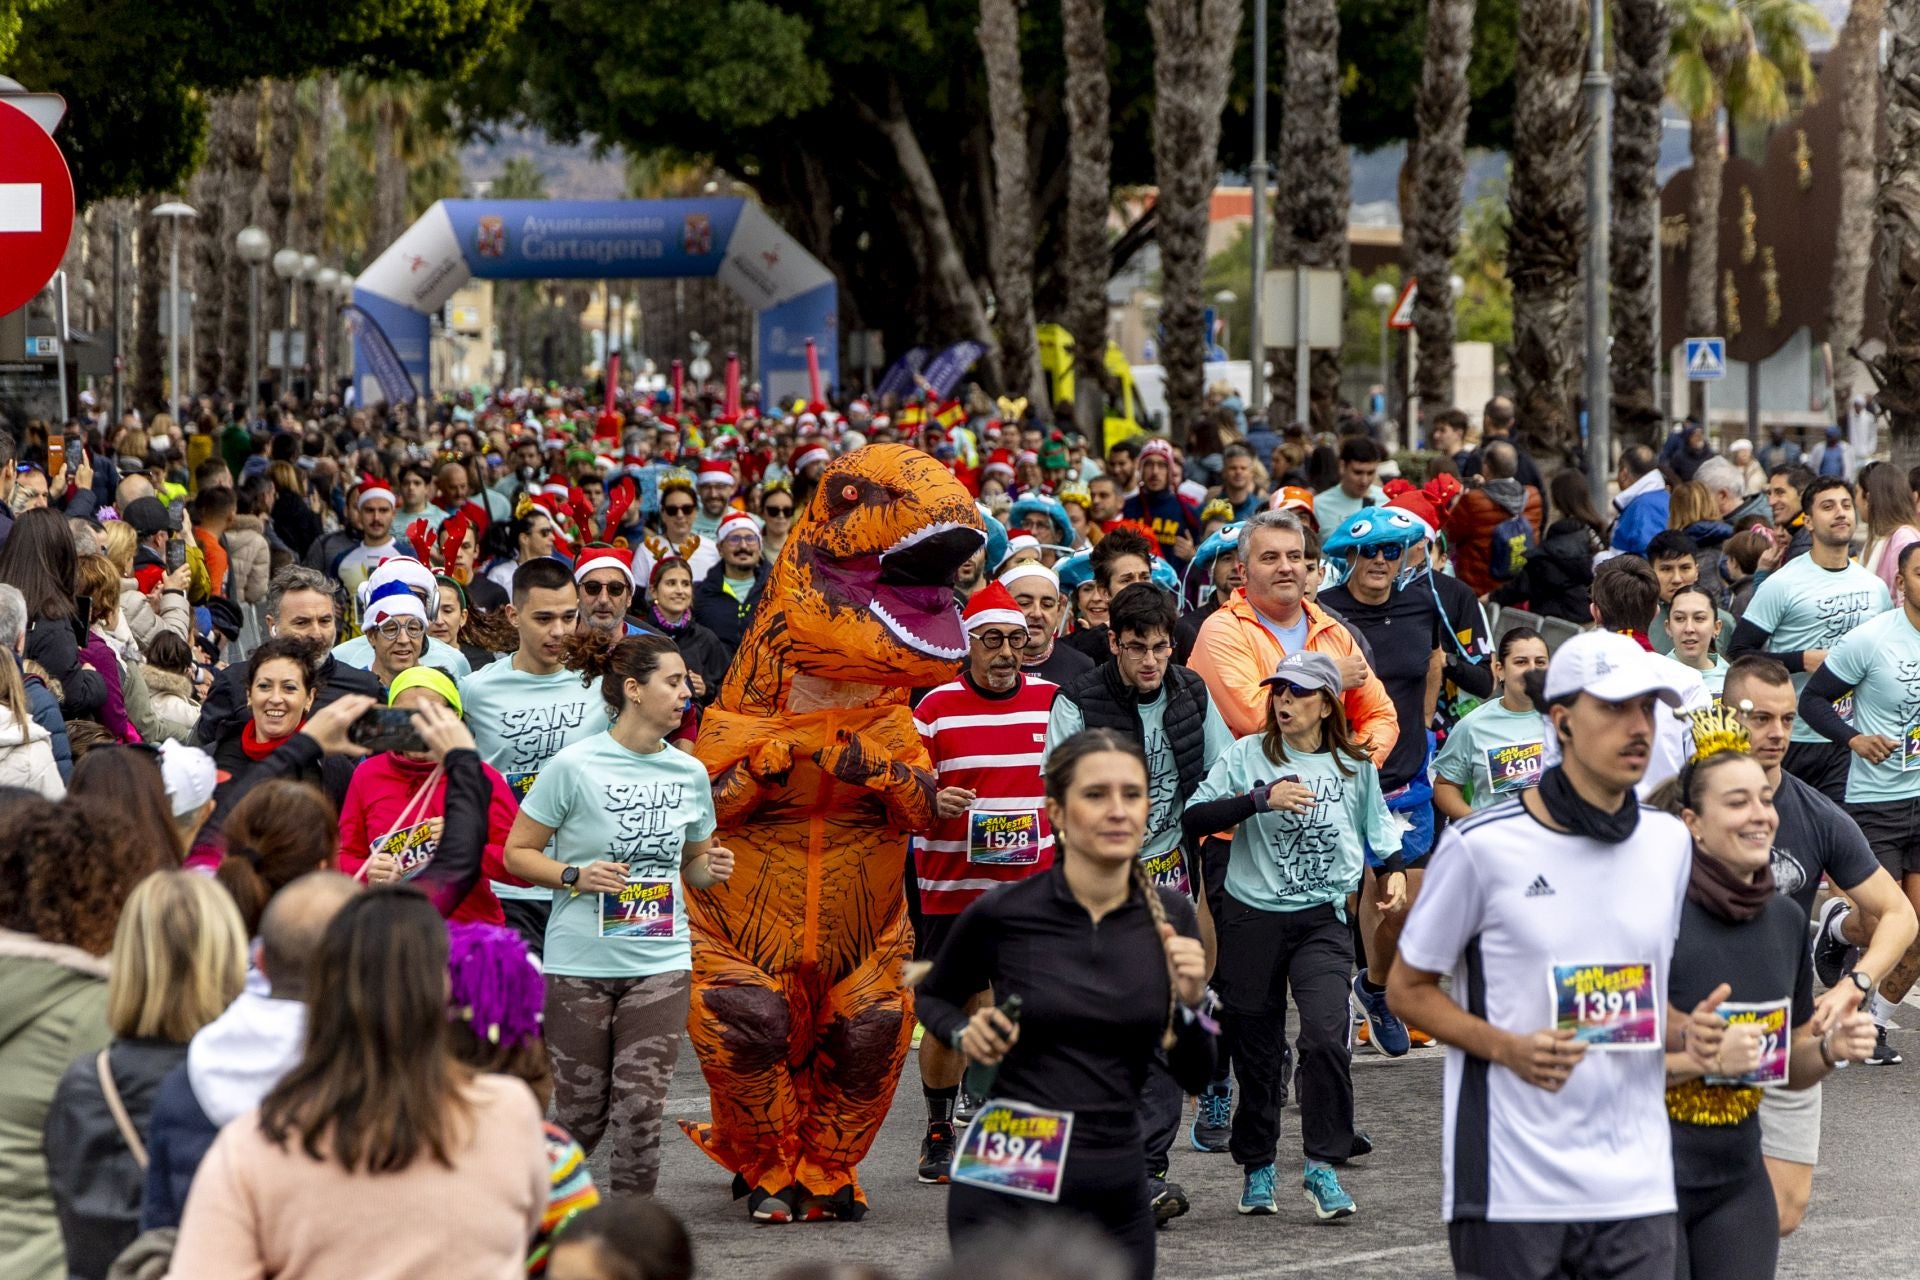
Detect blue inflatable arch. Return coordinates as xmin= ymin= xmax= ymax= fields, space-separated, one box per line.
xmin=350 ymin=197 xmax=838 ymax=405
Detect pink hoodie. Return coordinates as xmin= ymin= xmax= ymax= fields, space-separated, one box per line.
xmin=336 ymin=751 xmax=521 ymax=924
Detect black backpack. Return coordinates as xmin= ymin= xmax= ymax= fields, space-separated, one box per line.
xmin=1488 ymin=511 xmax=1538 ymax=582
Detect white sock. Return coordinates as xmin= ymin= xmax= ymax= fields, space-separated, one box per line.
xmin=1873 ymin=991 xmax=1896 ymax=1027
xmin=1827 ymin=903 xmax=1853 ymax=945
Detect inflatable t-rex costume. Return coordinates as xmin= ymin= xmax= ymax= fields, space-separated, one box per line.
xmin=683 ymin=444 xmax=984 ymax=1222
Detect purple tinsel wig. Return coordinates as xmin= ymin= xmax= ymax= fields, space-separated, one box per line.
xmin=446 ymin=922 xmax=544 ymax=1049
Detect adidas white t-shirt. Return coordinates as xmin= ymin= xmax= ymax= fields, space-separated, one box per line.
xmin=1398 ymin=797 xmax=1691 ymax=1224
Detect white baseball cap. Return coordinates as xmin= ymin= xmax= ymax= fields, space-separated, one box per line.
xmin=1542 ymin=631 xmax=1686 ymax=708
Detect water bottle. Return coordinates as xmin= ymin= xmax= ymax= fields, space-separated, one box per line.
xmin=963 ymin=994 xmax=1023 ymax=1101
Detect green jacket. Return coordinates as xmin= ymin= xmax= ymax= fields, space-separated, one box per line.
xmin=0 ymin=931 xmax=110 ymax=1280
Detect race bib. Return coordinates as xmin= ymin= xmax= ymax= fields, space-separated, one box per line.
xmin=1705 ymin=998 xmax=1791 ymax=1088
xmin=1902 ymin=724 xmax=1920 ymax=772
xmin=1833 ymin=693 xmax=1856 ymax=724
xmin=1142 ymin=847 xmax=1190 ymax=896
xmin=599 ymin=878 xmax=676 ymax=939
xmin=504 ymin=771 xmax=539 ymax=801
xmin=1484 ymin=741 xmax=1545 ymax=796
xmin=951 ymin=1100 xmax=1074 ymax=1202
xmin=1549 ymin=962 xmax=1660 ymax=1050
xmin=969 ymin=809 xmax=1040 ymax=866
xmin=372 ymin=819 xmax=437 ymax=881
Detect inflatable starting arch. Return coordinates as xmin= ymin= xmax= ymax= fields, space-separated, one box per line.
xmin=349 ymin=197 xmax=837 ymax=406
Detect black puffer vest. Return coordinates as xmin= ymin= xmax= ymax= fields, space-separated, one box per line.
xmin=1061 ymin=661 xmax=1210 ymax=807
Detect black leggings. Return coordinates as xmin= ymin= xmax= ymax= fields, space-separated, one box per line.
xmin=1676 ymin=1174 xmax=1779 ymax=1280
xmin=947 ymin=1139 xmax=1154 ymax=1280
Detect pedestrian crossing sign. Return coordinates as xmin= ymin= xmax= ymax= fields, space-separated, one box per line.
xmin=1684 ymin=337 xmax=1726 ymax=381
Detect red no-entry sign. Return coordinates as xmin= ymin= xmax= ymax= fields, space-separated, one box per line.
xmin=0 ymin=99 xmax=76 ymax=319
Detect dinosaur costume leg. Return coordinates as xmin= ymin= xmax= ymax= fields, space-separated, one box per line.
xmin=792 ymin=910 xmax=916 ymax=1201
xmin=682 ymin=927 xmax=807 ymax=1196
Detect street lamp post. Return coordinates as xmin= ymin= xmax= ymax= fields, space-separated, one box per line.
xmin=1247 ymin=0 xmax=1268 ymax=423
xmin=151 ymin=201 xmax=197 ymax=418
xmin=315 ymin=268 xmax=340 ymax=393
xmin=1370 ymin=282 xmax=1394 ymax=419
xmin=1582 ymin=0 xmax=1613 ymax=511
xmin=337 ymin=273 xmax=355 ymax=405
xmin=271 ymin=248 xmax=304 ymax=404
xmin=235 ymin=227 xmax=271 ymax=421
xmin=299 ymin=254 xmax=320 ymax=397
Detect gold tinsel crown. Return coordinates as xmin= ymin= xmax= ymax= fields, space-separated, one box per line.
xmin=1687 ymin=702 xmax=1751 ymax=765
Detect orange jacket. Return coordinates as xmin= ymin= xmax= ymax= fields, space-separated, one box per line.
xmin=1444 ymin=483 xmax=1544 ymax=597
xmin=1187 ymin=589 xmax=1398 ymax=768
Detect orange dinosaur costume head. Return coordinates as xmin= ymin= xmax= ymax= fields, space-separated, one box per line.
xmin=721 ymin=443 xmax=985 ymax=713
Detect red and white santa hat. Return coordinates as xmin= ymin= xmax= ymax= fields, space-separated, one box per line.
xmin=791 ymin=446 xmax=831 ymax=473
xmin=355 ymin=476 xmax=395 ymax=509
xmin=1177 ymin=479 xmax=1208 ymax=506
xmin=715 ymin=511 xmax=762 ymax=543
xmin=697 ymin=462 xmax=735 ymax=489
xmin=573 ymin=545 xmax=635 ymax=586
xmin=963 ymin=581 xmax=1026 ymax=633
xmin=982 ymin=449 xmax=1015 ymax=481
xmin=1016 ymin=449 xmax=1040 ymax=467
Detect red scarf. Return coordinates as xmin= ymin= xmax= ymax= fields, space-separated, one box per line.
xmin=241 ymin=720 xmax=302 ymax=761
xmin=1615 ymin=628 xmax=1654 ymax=652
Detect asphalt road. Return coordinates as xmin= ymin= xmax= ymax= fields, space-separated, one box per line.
xmin=609 ymin=1014 xmax=1920 ymax=1280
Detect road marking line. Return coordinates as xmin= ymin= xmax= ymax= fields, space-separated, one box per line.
xmin=1194 ymin=1242 xmax=1448 ymax=1276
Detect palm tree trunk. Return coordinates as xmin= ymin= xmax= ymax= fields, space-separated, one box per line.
xmin=1507 ymin=0 xmax=1588 ymax=455
xmin=979 ymin=0 xmax=1049 ymax=413
xmin=1062 ymin=0 xmax=1112 ymax=437
xmin=1830 ymin=0 xmax=1886 ymax=409
xmin=1149 ymin=0 xmax=1242 ymax=442
xmin=861 ymin=80 xmax=1002 ymax=389
xmin=373 ymin=93 xmax=409 ymax=259
xmin=1875 ymin=0 xmax=1920 ymax=473
xmin=134 ymin=195 xmax=165 ymax=415
xmin=1274 ymin=0 xmax=1349 ymax=433
xmin=221 ymin=89 xmax=264 ymax=405
xmin=1407 ymin=0 xmax=1475 ymax=414
xmin=189 ymin=91 xmax=257 ymax=402
xmin=1684 ymin=105 xmax=1723 ymax=422
xmin=1610 ymin=0 xmax=1670 ymax=447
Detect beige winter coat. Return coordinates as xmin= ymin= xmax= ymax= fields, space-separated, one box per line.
xmin=225 ymin=514 xmax=271 ymax=605
xmin=139 ymin=666 xmax=199 ymax=743
xmin=120 ymin=578 xmax=190 ymax=654
xmin=0 ymin=704 xmax=64 ymax=800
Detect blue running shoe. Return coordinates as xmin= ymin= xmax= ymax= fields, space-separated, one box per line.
xmin=1352 ymin=970 xmax=1411 ymax=1057
xmin=1238 ymin=1163 xmax=1278 ymax=1215
xmin=1189 ymin=1081 xmax=1233 ymax=1152
xmin=1302 ymin=1160 xmax=1356 ymax=1220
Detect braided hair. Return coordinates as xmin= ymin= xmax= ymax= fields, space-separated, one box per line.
xmin=1043 ymin=728 xmax=1180 ymax=1050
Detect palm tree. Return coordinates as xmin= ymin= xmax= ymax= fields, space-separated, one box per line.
xmin=1148 ymin=0 xmax=1242 ymax=439
xmin=1406 ymin=0 xmax=1475 ymax=416
xmin=1270 ymin=0 xmax=1348 ymax=431
xmin=1828 ymin=0 xmax=1885 ymax=408
xmin=1506 ymin=0 xmax=1587 ymax=453
xmin=1872 ymin=0 xmax=1920 ymax=471
xmin=1062 ymin=0 xmax=1112 ymax=434
xmin=1667 ymin=0 xmax=1829 ymax=416
xmin=1611 ymin=0 xmax=1673 ymax=446
xmin=979 ymin=0 xmax=1049 ymax=415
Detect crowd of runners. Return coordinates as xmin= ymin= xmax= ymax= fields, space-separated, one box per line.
xmin=0 ymin=382 xmax=1915 ymax=1280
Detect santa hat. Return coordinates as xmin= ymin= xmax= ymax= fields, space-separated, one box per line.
xmin=573 ymin=545 xmax=635 ymax=586
xmin=355 ymin=476 xmax=395 ymax=509
xmin=1138 ymin=438 xmax=1176 ymax=466
xmin=798 ymin=412 xmax=820 ymax=427
xmin=791 ymin=446 xmax=830 ymax=473
xmin=363 ymin=580 xmax=428 ymax=630
xmin=995 ymin=533 xmax=1041 ymax=573
xmin=716 ymin=511 xmax=761 ymax=543
xmin=1177 ymin=479 xmax=1208 ymax=506
xmin=1016 ymin=449 xmax=1039 ymax=467
xmin=982 ymin=450 xmax=1015 ymax=481
xmin=849 ymin=399 xmax=871 ymax=416
xmin=963 ymin=581 xmax=1026 ymax=633
xmin=697 ymin=463 xmax=735 ymax=488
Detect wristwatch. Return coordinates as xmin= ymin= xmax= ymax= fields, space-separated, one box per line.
xmin=1847 ymin=970 xmax=1874 ymax=998
xmin=560 ymin=865 xmax=580 ymax=889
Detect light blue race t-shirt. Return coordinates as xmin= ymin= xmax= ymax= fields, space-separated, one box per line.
xmin=1820 ymin=608 xmax=1920 ymax=804
xmin=1188 ymin=734 xmax=1397 ymax=918
xmin=460 ymin=659 xmax=612 ymax=901
xmin=519 ymin=732 xmax=717 ymax=979
xmin=1433 ymin=698 xmax=1546 ymax=811
xmin=1741 ymin=555 xmax=1889 ymax=743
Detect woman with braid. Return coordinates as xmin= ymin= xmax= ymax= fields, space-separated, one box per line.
xmin=917 ymin=729 xmax=1214 ymax=1280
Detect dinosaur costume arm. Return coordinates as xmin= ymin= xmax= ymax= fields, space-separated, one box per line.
xmin=812 ymin=726 xmax=938 ymax=831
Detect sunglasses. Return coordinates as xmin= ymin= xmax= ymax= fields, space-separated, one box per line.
xmin=972 ymin=630 xmax=1028 ymax=651
xmin=764 ymin=505 xmax=794 ymax=517
xmin=1355 ymin=544 xmax=1403 ymax=562
xmin=1269 ymin=681 xmax=1325 ymax=699
xmin=581 ymin=579 xmax=631 ymax=598
xmin=662 ymin=503 xmax=695 ymax=516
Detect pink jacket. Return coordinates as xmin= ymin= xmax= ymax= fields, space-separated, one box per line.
xmin=336 ymin=752 xmax=520 ymax=925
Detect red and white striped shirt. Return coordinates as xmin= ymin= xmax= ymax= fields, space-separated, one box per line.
xmin=912 ymin=673 xmax=1059 ymax=914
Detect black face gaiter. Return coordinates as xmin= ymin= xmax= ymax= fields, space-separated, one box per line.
xmin=1537 ymin=764 xmax=1640 ymax=843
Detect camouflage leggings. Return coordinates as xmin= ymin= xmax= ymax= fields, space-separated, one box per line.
xmin=545 ymin=969 xmax=691 ymax=1196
